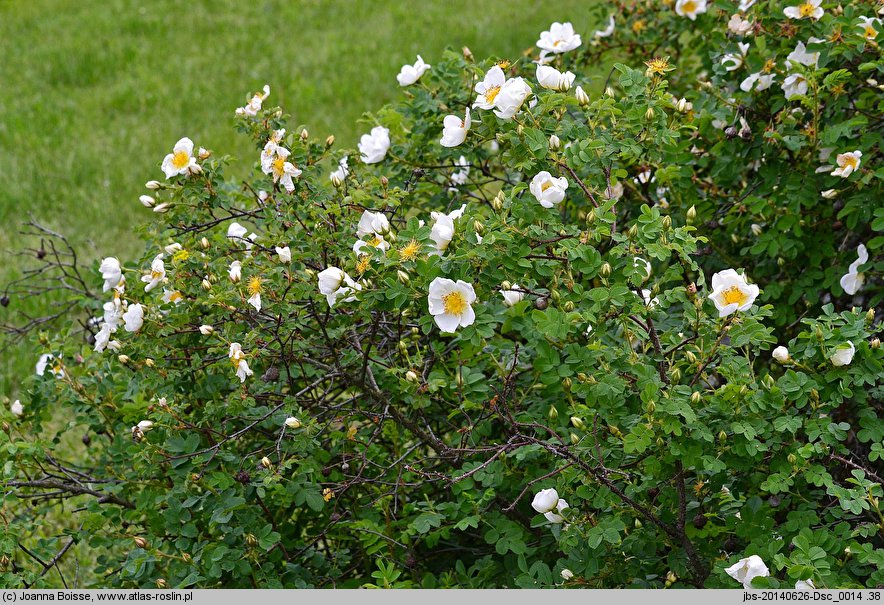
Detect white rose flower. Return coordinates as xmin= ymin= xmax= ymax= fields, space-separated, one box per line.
xmin=782 ymin=73 xmax=808 ymax=99
xmin=593 ymin=15 xmax=615 ymax=38
xmin=137 ymin=420 xmax=154 ymax=432
xmin=235 ymin=84 xmax=270 ymax=116
xmin=633 ymin=257 xmax=652 ymax=281
xmin=36 ymin=353 xmax=64 ymax=378
xmin=359 ymin=126 xmax=391 ymax=164
xmin=229 ymin=260 xmax=242 ymax=282
xmin=493 ymin=77 xmax=532 ymax=120
xmin=396 ymin=55 xmax=431 ymax=86
xmin=227 ymin=222 xmax=248 ymax=240
xmin=473 ymin=66 xmax=507 ymax=110
xmin=740 ymin=72 xmax=776 ymax=91
xmin=708 ymin=268 xmax=760 ymax=317
xmin=795 ymin=579 xmax=816 ymax=590
xmin=260 ymin=143 xmax=301 ymax=192
xmin=530 ymin=487 xmax=559 ymax=513
xmin=450 ymin=156 xmax=470 ymax=186
xmin=440 ymin=108 xmax=471 ymax=148
xmin=675 ymin=0 xmax=708 ymax=20
xmin=100 ymin=257 xmax=123 ymax=292
xmin=228 ymin=342 xmax=253 ymax=382
xmin=784 ymin=0 xmax=823 ymax=20
xmin=641 ymin=289 xmax=661 ymax=309
xmin=123 ymin=303 xmax=144 ymax=332
xmin=544 ymin=498 xmax=570 ymax=523
xmin=786 ymin=39 xmax=822 ymax=69
xmin=832 ymin=151 xmax=862 ymax=178
xmin=529 ymin=171 xmax=568 ymax=208
xmin=161 ymin=289 xmax=183 ymax=305
xmin=821 ymin=189 xmax=838 ymax=199
xmin=858 ymin=16 xmax=881 ymax=40
xmin=275 ymin=246 xmax=291 ymax=263
xmin=536 ymin=22 xmax=581 ymax=54
xmin=94 ymin=323 xmax=113 ymax=352
xmin=728 ymin=13 xmax=753 ymax=35
xmin=317 ymin=267 xmax=361 ymax=307
xmin=725 ymin=555 xmax=770 ymax=589
xmin=161 ymin=137 xmax=198 ymax=178
xmin=330 ymin=157 xmax=349 ymax=185
xmin=11 ymin=400 xmax=23 ymax=417
xmin=840 ymin=244 xmax=868 ymax=295
xmin=561 ymin=569 xmax=574 ymax=581
xmin=830 ymin=342 xmax=855 ymax=367
xmin=428 ymin=205 xmax=466 ymax=255
xmin=721 ymin=42 xmax=750 ymax=72
xmin=501 ymin=284 xmax=524 ymax=307
xmin=427 ymin=277 xmax=477 ymax=333
xmin=141 ymin=254 xmax=166 ymax=293
xmin=536 ymin=65 xmax=576 ymax=91
xmin=772 ymin=346 xmax=790 ymax=363
xmin=356 ymin=210 xmax=390 ymax=239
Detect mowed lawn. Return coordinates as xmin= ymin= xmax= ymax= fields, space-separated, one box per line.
xmin=0 ymin=0 xmax=596 ymax=394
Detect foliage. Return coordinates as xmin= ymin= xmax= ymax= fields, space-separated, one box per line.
xmin=1 ymin=0 xmax=882 ymax=589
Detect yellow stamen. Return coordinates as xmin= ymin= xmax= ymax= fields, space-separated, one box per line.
xmin=721 ymin=286 xmax=748 ymax=307
xmin=399 ymin=239 xmax=421 ymax=262
xmin=172 ymin=249 xmax=189 ymax=263
xmin=171 ymin=151 xmax=190 ymax=169
xmin=272 ymin=156 xmax=286 ymax=177
xmin=799 ymin=2 xmax=816 ymax=17
xmin=541 ymin=181 xmax=553 ymax=192
xmin=442 ymin=291 xmax=468 ymax=315
xmin=247 ymin=276 xmax=263 ymax=296
xmin=864 ymin=25 xmax=878 ymax=39
xmin=356 ymin=255 xmax=371 ymax=274
xmin=681 ymin=0 xmax=697 ymax=13
xmin=168 ymin=291 xmax=183 ymax=302
xmin=484 ymin=86 xmax=501 ymax=104
xmin=150 ymin=270 xmax=163 ymax=280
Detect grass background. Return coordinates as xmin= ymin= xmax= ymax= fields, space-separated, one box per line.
xmin=0 ymin=0 xmax=597 ymax=396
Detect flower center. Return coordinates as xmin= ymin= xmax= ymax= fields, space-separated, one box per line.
xmin=168 ymin=291 xmax=183 ymax=302
xmin=864 ymin=25 xmax=878 ymax=39
xmin=722 ymin=286 xmax=748 ymax=306
xmin=541 ymin=181 xmax=553 ymax=192
xmin=842 ymin=155 xmax=859 ymax=170
xmin=150 ymin=269 xmax=163 ymax=280
xmin=682 ymin=0 xmax=697 ymax=12
xmin=172 ymin=151 xmax=190 ymax=169
xmin=399 ymin=239 xmax=420 ymax=262
xmin=247 ymin=276 xmax=263 ymax=296
xmin=272 ymin=156 xmax=286 ymax=177
xmin=442 ymin=291 xmax=468 ymax=315
xmin=485 ymin=86 xmax=501 ymax=104
xmin=798 ymin=2 xmax=815 ymax=17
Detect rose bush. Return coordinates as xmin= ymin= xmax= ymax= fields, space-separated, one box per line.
xmin=2 ymin=1 xmax=882 ymax=589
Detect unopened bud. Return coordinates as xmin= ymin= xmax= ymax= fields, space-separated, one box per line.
xmin=245 ymin=533 xmax=258 ymax=547
xmin=473 ymin=220 xmax=485 ymax=236
xmin=549 ymin=134 xmax=561 ymax=151
xmin=260 ymin=456 xmax=272 ymax=469
xmin=866 ymin=308 xmax=876 ymax=322
xmin=787 ymin=453 xmax=797 ymax=464
xmin=199 ymin=325 xmax=214 ymax=335
xmin=118 ymin=355 xmax=130 ymax=364
xmin=133 ymin=537 xmax=149 ymax=549
xmin=666 ymin=571 xmax=677 ymax=584
xmin=548 ymin=406 xmax=559 ymax=420
xmin=144 ymin=358 xmax=154 ymax=367
xmin=331 ymin=173 xmax=343 ymax=188
xmin=153 ymin=202 xmax=171 ymax=213
xmin=156 ymin=578 xmax=167 ymax=589
xmin=462 ymin=46 xmax=474 ymax=61
xmin=182 ymin=553 xmax=192 ymax=563
xmin=600 ymin=262 xmax=612 ymax=278
xmin=300 ymin=128 xmax=309 ymax=141
xmin=687 ymin=205 xmax=697 ymax=223
xmin=676 ymin=98 xmax=690 ymax=113
xmin=397 ymin=270 xmax=410 ymax=285
xmin=871 ymin=337 xmax=880 ymax=349
xmin=570 ymin=416 xmax=584 ymax=429
xmin=145 ymin=180 xmax=161 ymax=190
xmin=645 ymin=107 xmax=656 ymax=120
xmin=492 ymin=191 xmax=505 ymax=211
xmin=201 ymin=278 xmax=212 ymax=290
xmin=627 ymin=224 xmax=638 ymax=239
xmin=605 ymin=86 xmax=615 ymax=98
xmin=570 ymin=432 xmax=580 ymax=445
xmin=380 ymin=176 xmax=389 ymax=188
xmin=718 ymin=430 xmax=727 ymax=443
xmin=662 ymin=216 xmax=671 ymax=230
xmin=563 ymin=300 xmax=575 ymax=312
xmin=405 ymin=370 xmax=419 ymax=383
xmin=456 ymin=368 xmax=464 ymax=388
xmin=646 ymin=401 xmax=656 ymax=414
xmin=562 ymin=377 xmax=573 ymax=392
xmin=285 ymin=417 xmax=302 ymax=429
xmin=576 ymin=85 xmax=590 ymax=106
xmin=670 ymin=368 xmax=681 ymax=383
xmin=501 ymin=280 xmax=512 ymax=291
xmin=325 ymin=135 xmax=335 ymax=147
xmin=200 ymin=236 xmax=209 ymax=249
xmin=139 ymin=195 xmax=155 ymax=208
xmin=691 ymin=391 xmax=701 ymax=404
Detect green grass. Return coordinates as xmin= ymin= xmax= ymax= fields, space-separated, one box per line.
xmin=0 ymin=0 xmax=597 ymax=395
